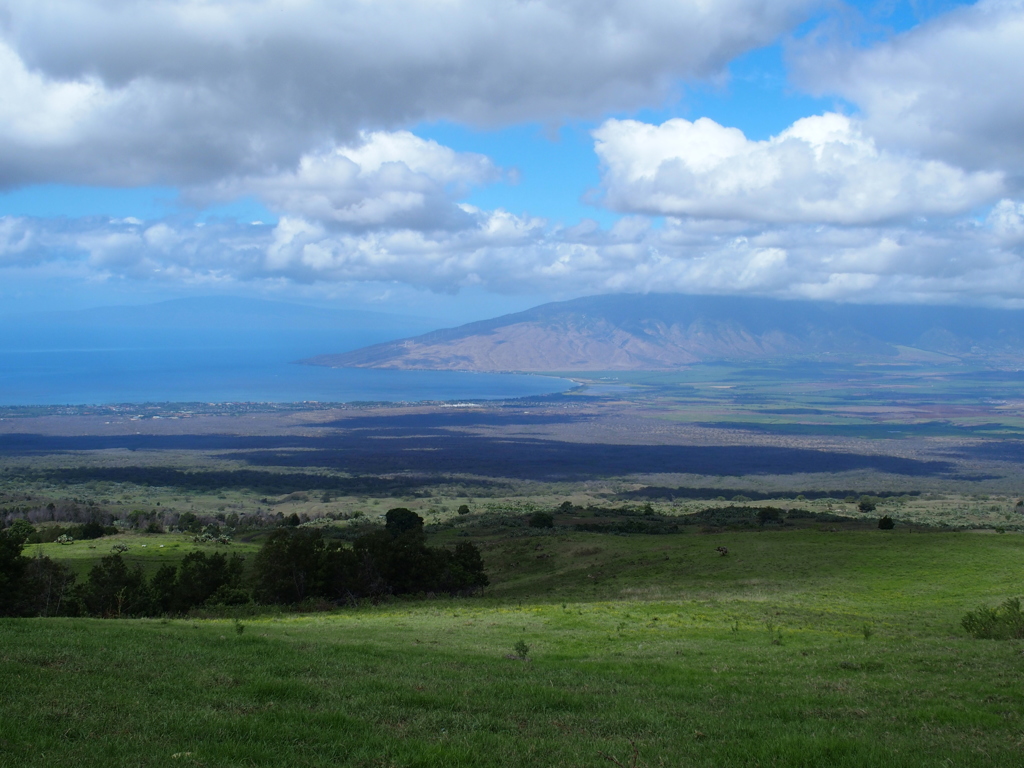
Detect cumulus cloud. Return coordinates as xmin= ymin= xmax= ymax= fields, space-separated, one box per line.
xmin=202 ymin=131 xmax=500 ymax=231
xmin=0 ymin=0 xmax=818 ymax=187
xmin=794 ymin=0 xmax=1024 ymax=175
xmin=593 ymin=112 xmax=1003 ymax=224
xmin=5 ymin=191 xmax=1024 ymax=306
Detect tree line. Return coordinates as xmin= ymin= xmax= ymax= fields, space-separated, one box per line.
xmin=0 ymin=509 xmax=487 ymax=618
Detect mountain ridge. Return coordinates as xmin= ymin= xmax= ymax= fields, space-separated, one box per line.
xmin=301 ymin=293 xmax=1024 ymax=372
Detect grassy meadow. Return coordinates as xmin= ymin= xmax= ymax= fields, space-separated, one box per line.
xmin=3 ymin=524 xmax=1024 ymax=767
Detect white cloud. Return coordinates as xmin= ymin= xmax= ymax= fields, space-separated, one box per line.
xmin=794 ymin=0 xmax=1024 ymax=174
xmin=593 ymin=112 xmax=1003 ymax=224
xmin=0 ymin=0 xmax=818 ymax=187
xmin=987 ymin=199 xmax=1024 ymax=245
xmin=204 ymin=131 xmax=499 ymax=231
xmin=5 ymin=191 xmax=1024 ymax=306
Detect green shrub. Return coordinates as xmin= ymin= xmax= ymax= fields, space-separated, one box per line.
xmin=878 ymin=516 xmax=895 ymax=530
xmin=962 ymin=598 xmax=1024 ymax=639
xmin=528 ymin=512 xmax=554 ymax=528
xmin=457 ymin=504 xmax=471 ymax=515
xmin=858 ymin=495 xmax=877 ymax=513
xmin=757 ymin=507 xmax=783 ymax=525
xmin=177 ymin=511 xmax=202 ymax=533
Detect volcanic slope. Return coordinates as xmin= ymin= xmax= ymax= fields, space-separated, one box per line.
xmin=302 ymin=293 xmax=1024 ymax=372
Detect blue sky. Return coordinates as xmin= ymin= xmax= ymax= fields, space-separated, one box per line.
xmin=1 ymin=0 xmax=1020 ymax=322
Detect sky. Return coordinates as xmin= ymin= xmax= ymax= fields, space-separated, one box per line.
xmin=1 ymin=0 xmax=1022 ymax=323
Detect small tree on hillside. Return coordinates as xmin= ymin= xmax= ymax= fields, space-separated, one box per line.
xmin=529 ymin=512 xmax=554 ymax=528
xmin=385 ymin=508 xmax=424 ymax=538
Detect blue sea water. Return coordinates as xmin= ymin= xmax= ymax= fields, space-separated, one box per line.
xmin=0 ymin=344 xmax=572 ymax=406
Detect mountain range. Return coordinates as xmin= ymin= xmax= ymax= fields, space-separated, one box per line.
xmin=302 ymin=293 xmax=1024 ymax=371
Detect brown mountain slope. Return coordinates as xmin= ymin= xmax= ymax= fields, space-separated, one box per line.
xmin=301 ymin=293 xmax=1024 ymax=372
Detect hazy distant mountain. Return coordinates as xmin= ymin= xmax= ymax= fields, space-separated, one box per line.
xmin=302 ymin=294 xmax=1024 ymax=371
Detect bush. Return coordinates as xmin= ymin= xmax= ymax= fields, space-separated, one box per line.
xmin=528 ymin=512 xmax=554 ymax=528
xmin=79 ymin=521 xmax=107 ymax=540
xmin=858 ymin=496 xmax=877 ymax=513
xmin=878 ymin=516 xmax=895 ymax=530
xmin=757 ymin=507 xmax=783 ymax=525
xmin=177 ymin=511 xmax=202 ymax=533
xmin=962 ymin=598 xmax=1024 ymax=639
xmin=457 ymin=505 xmax=471 ymax=515
xmin=385 ymin=508 xmax=423 ymax=538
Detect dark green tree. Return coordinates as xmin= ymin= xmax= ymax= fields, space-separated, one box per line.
xmin=177 ymin=511 xmax=202 ymax=533
xmin=154 ymin=551 xmax=247 ymax=613
xmin=528 ymin=512 xmax=554 ymax=528
xmin=80 ymin=554 xmax=151 ymax=617
xmin=17 ymin=554 xmax=78 ymax=617
xmin=151 ymin=564 xmax=180 ymax=614
xmin=448 ymin=541 xmax=489 ymax=591
xmin=0 ymin=522 xmax=32 ymax=616
xmin=79 ymin=521 xmax=106 ymax=540
xmin=757 ymin=507 xmax=783 ymax=525
xmin=253 ymin=528 xmax=330 ymax=604
xmin=385 ymin=508 xmax=424 ymax=539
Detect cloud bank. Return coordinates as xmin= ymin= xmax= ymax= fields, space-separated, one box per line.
xmin=5 ymin=187 xmax=1024 ymax=306
xmin=0 ymin=0 xmax=817 ymax=187
xmin=3 ymin=0 xmax=1024 ymax=311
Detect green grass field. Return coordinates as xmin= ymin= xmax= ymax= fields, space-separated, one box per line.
xmin=3 ymin=526 xmax=1023 ymax=767
xmin=24 ymin=533 xmax=262 ymax=579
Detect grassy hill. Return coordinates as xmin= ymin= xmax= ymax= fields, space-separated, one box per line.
xmin=3 ymin=524 xmax=1023 ymax=767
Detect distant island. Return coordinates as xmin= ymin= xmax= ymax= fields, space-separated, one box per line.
xmin=301 ymin=293 xmax=1024 ymax=372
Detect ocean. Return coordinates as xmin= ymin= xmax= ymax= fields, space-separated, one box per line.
xmin=0 ymin=341 xmax=571 ymax=406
